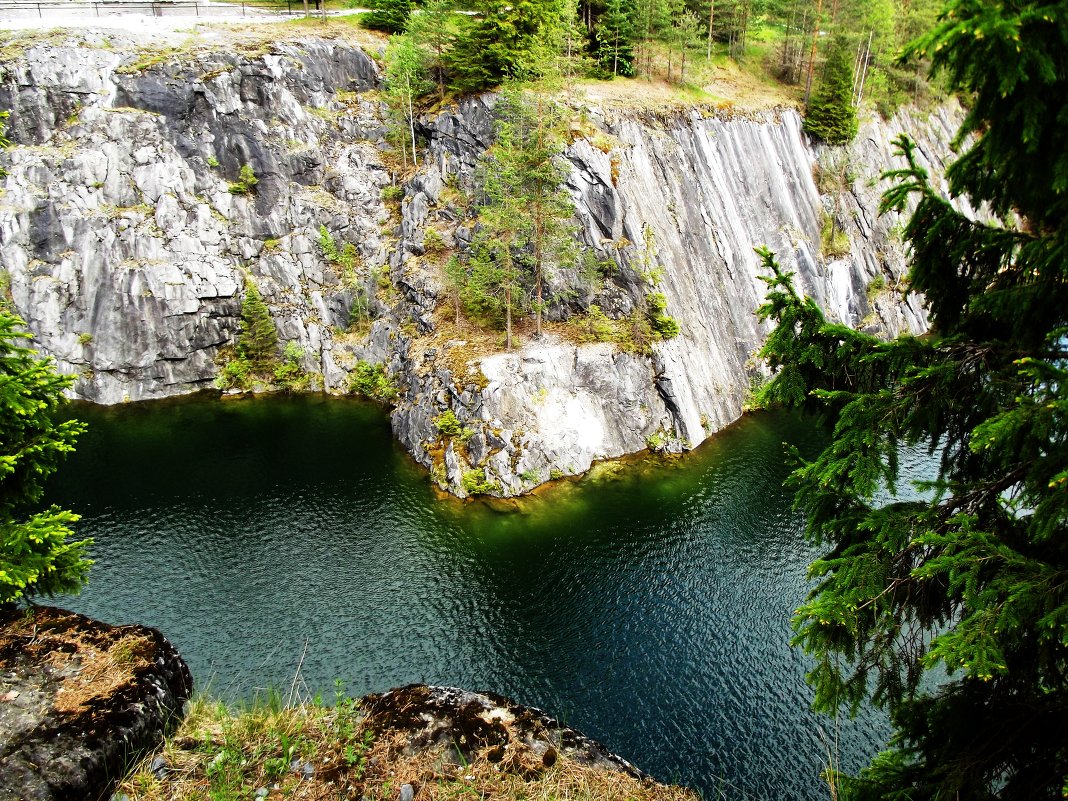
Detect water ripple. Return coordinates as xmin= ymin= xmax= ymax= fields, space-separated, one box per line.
xmin=50 ymin=396 xmax=888 ymax=801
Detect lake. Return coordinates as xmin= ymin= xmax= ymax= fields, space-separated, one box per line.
xmin=49 ymin=393 xmax=887 ymax=800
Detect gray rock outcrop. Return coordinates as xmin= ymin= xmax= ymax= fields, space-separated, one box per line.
xmin=0 ymin=31 xmax=960 ymax=495
xmin=362 ymin=683 xmax=648 ymax=779
xmin=0 ymin=606 xmax=193 ymax=801
xmin=392 ymin=99 xmax=957 ymax=495
xmin=0 ymin=33 xmax=390 ymax=403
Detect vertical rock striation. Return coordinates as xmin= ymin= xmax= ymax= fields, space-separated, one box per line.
xmin=0 ymin=33 xmax=960 ymax=494
xmin=393 ymin=99 xmax=958 ymax=495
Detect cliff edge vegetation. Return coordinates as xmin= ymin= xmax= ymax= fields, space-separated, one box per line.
xmin=0 ymin=4 xmax=957 ymax=499
xmin=116 ymin=685 xmax=698 ymax=801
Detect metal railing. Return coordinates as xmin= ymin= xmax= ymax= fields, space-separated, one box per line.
xmin=0 ymin=0 xmax=323 ymax=19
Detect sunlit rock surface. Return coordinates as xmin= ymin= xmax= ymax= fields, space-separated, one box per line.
xmin=0 ymin=32 xmax=960 ymax=494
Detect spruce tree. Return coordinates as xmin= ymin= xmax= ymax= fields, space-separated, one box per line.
xmin=468 ymin=88 xmax=575 ymax=346
xmin=0 ymin=313 xmax=90 ymax=605
xmin=803 ymin=35 xmax=859 ymax=145
xmin=757 ymin=1 xmax=1068 ymax=798
xmin=405 ymin=0 xmax=457 ymax=101
xmin=362 ymin=0 xmax=413 ymax=34
xmin=594 ymin=0 xmax=636 ymax=77
xmin=237 ymin=282 xmax=278 ymax=372
xmin=445 ymin=0 xmax=563 ymax=93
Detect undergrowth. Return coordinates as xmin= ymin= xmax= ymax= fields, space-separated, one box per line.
xmin=117 ymin=688 xmax=700 ymax=801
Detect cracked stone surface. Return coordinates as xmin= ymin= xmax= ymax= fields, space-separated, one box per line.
xmin=0 ymin=606 xmax=192 ymax=801
xmin=0 ymin=32 xmax=961 ymax=495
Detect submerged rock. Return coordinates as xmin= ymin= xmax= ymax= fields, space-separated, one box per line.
xmin=0 ymin=606 xmax=193 ymax=801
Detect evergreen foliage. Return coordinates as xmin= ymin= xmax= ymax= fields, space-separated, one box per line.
xmin=227 ymin=164 xmax=259 ymax=196
xmin=383 ymin=34 xmax=434 ymax=168
xmin=455 ymin=89 xmax=576 ymax=348
xmin=594 ymin=0 xmax=636 ymax=77
xmin=802 ymin=35 xmax=858 ymax=144
xmin=362 ymin=0 xmax=413 ymax=34
xmin=0 ymin=313 xmax=90 ymax=605
xmin=348 ymin=361 xmax=398 ymax=402
xmin=0 ymin=111 xmax=10 ymax=178
xmin=237 ymin=281 xmax=278 ymax=371
xmin=404 ymin=0 xmax=457 ymax=100
xmin=445 ymin=0 xmax=564 ymax=93
xmin=757 ymin=1 xmax=1068 ymax=798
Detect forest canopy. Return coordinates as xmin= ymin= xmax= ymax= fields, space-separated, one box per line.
xmin=366 ymin=0 xmax=947 ymax=128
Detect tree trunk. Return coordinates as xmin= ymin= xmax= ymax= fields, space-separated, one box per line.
xmin=794 ymin=8 xmax=808 ymax=82
xmin=855 ymin=31 xmax=873 ymax=107
xmin=505 ymin=284 xmax=512 ymax=351
xmin=706 ymin=0 xmax=714 ymax=60
xmin=803 ymin=0 xmax=824 ymax=107
xmin=436 ymin=44 xmax=445 ymax=102
xmin=407 ymin=76 xmax=418 ymax=169
xmin=534 ymin=99 xmax=545 ymax=338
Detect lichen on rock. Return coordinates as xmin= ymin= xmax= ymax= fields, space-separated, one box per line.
xmin=0 ymin=28 xmax=962 ymax=497
xmin=0 ymin=606 xmax=193 ymax=801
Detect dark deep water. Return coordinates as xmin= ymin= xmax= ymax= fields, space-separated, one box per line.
xmin=48 ymin=393 xmax=889 ymax=800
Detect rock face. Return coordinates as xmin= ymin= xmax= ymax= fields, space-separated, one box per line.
xmin=0 ymin=33 xmax=391 ymax=403
xmin=363 ymin=683 xmax=647 ymax=779
xmin=0 ymin=606 xmax=193 ymax=801
xmin=392 ymin=99 xmax=958 ymax=495
xmin=0 ymin=31 xmax=961 ymax=495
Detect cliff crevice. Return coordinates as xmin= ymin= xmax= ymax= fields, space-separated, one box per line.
xmin=0 ymin=32 xmax=960 ymax=495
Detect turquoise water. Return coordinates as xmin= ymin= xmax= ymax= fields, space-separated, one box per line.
xmin=49 ymin=393 xmax=887 ymax=800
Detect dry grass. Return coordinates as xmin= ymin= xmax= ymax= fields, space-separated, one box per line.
xmin=211 ymin=15 xmax=388 ymax=54
xmin=5 ymin=16 xmax=389 ymax=75
xmin=118 ymin=693 xmax=698 ymax=801
xmin=51 ymin=631 xmax=154 ymax=713
xmin=414 ymin=306 xmax=512 ymax=386
xmin=565 ymin=42 xmax=800 ymax=114
xmin=0 ymin=607 xmax=155 ymax=715
xmin=369 ymin=741 xmax=699 ymax=801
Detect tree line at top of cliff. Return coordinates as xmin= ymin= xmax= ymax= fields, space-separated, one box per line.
xmin=362 ymin=0 xmax=947 ymax=144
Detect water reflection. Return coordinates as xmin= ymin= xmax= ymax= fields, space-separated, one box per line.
xmin=49 ymin=393 xmax=887 ymax=800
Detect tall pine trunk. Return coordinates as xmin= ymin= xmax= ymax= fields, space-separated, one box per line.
xmin=803 ymin=0 xmax=824 ymax=106
xmin=706 ymin=0 xmax=713 ymax=60
xmin=505 ymin=284 xmax=512 ymax=351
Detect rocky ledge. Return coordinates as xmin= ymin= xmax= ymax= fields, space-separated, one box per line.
xmin=362 ymin=683 xmax=647 ymax=780
xmin=0 ymin=606 xmax=193 ymax=801
xmin=0 ymin=29 xmax=962 ymax=498
xmin=115 ymin=680 xmax=693 ymax=801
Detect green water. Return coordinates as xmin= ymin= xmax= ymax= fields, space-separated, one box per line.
xmin=48 ymin=393 xmax=888 ymax=800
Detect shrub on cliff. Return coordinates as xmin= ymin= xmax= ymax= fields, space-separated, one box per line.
xmin=0 ymin=312 xmax=91 ymax=605
xmin=237 ymin=281 xmax=278 ymax=372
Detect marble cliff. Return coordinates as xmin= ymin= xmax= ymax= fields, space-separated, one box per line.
xmin=0 ymin=30 xmax=960 ymax=496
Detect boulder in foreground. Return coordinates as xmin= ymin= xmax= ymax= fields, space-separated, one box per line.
xmin=0 ymin=606 xmax=193 ymax=801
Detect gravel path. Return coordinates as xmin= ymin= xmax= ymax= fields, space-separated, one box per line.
xmin=0 ymin=3 xmax=365 ymax=33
